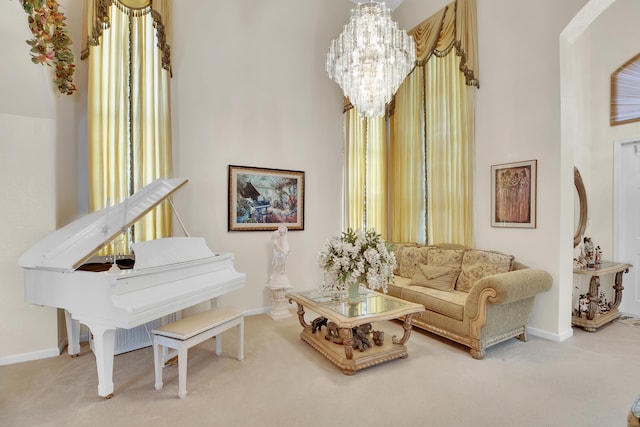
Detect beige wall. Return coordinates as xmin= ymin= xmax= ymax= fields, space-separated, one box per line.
xmin=3 ymin=0 xmax=636 ymax=363
xmin=170 ymin=0 xmax=352 ymax=312
xmin=1 ymin=0 xmax=89 ymax=363
xmin=575 ymin=0 xmax=640 ymax=311
xmin=582 ymin=0 xmax=640 ymax=254
xmin=0 ymin=1 xmax=58 ymax=361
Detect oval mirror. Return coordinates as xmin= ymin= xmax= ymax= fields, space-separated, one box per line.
xmin=574 ymin=167 xmax=588 ymax=247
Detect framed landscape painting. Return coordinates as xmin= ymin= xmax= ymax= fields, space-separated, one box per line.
xmin=491 ymin=160 xmax=537 ymax=228
xmin=228 ymin=165 xmax=305 ymax=231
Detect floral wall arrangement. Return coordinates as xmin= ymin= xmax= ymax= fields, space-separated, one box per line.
xmin=20 ymin=0 xmax=76 ymax=95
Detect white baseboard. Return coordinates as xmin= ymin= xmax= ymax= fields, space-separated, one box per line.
xmin=245 ymin=306 xmax=272 ymax=316
xmin=1 ymin=332 xmax=92 ymax=366
xmin=527 ymin=325 xmax=573 ymax=342
xmin=0 ymin=347 xmax=60 ymax=366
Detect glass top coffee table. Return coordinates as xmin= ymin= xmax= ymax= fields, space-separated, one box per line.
xmin=286 ymin=289 xmax=424 ymax=375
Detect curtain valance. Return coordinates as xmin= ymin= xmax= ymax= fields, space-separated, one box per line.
xmin=343 ymin=0 xmax=478 ymax=112
xmin=81 ymin=0 xmax=172 ymax=75
xmin=409 ymin=0 xmax=479 ymax=88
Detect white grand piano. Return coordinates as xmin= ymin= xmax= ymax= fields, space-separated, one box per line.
xmin=18 ymin=177 xmax=246 ymax=398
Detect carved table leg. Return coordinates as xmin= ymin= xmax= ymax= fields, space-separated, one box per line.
xmin=289 ymin=300 xmax=311 ymax=329
xmin=586 ymin=275 xmax=600 ymax=321
xmin=609 ymin=269 xmax=628 ymax=310
xmin=342 ymin=327 xmax=354 ymax=360
xmin=393 ymin=313 xmax=418 ymax=345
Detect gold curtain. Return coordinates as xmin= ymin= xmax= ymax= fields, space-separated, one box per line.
xmin=399 ymin=0 xmax=477 ymax=245
xmin=343 ymin=0 xmax=478 ymax=246
xmin=389 ymin=69 xmax=425 ymax=243
xmin=344 ymin=110 xmax=389 ymax=239
xmin=410 ymin=0 xmax=479 ymax=87
xmin=82 ymin=0 xmax=172 ymax=74
xmin=366 ymin=117 xmax=388 ymax=239
xmin=83 ymin=0 xmax=173 ymax=248
xmin=345 ymin=108 xmax=366 ymax=230
xmin=424 ymin=52 xmax=474 ymax=245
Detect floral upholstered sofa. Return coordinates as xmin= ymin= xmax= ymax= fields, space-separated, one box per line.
xmin=387 ymin=243 xmax=552 ymax=359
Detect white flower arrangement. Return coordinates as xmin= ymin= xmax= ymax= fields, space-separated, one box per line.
xmin=318 ymin=228 xmax=396 ymax=293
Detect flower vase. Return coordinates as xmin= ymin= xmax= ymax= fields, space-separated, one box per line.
xmin=348 ymin=282 xmax=360 ymax=305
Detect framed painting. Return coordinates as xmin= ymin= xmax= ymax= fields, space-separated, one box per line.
xmin=228 ymin=165 xmax=305 ymax=231
xmin=491 ymin=160 xmax=537 ymax=228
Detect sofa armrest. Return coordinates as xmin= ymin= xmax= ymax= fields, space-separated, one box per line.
xmin=464 ymin=269 xmax=553 ymax=319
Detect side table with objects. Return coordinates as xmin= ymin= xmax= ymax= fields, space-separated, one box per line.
xmin=572 ymin=261 xmax=632 ymax=332
xmin=287 ymin=289 xmax=424 ymax=375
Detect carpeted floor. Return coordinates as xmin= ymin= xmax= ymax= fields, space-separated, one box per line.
xmin=1 ymin=312 xmax=639 ymax=427
xmin=617 ymin=315 xmax=640 ymax=327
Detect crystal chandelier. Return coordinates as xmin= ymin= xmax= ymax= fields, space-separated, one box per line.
xmin=326 ymin=1 xmax=416 ymax=119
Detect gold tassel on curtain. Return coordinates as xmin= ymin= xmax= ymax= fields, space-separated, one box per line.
xmin=82 ymin=0 xmax=172 ymax=76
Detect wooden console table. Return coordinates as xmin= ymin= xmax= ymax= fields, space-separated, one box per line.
xmin=572 ymin=261 xmax=632 ymax=331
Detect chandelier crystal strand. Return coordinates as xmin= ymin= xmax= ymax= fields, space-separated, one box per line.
xmin=327 ymin=1 xmax=416 ymax=118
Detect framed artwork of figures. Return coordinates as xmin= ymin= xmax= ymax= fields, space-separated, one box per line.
xmin=228 ymin=165 xmax=305 ymax=231
xmin=491 ymin=160 xmax=537 ymax=228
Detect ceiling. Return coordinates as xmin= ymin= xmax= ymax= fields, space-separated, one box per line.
xmin=348 ymin=0 xmax=405 ymax=11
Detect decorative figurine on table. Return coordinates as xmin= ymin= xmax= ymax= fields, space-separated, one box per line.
xmin=372 ymin=330 xmax=384 ymax=346
xmin=311 ymin=316 xmax=328 ymax=333
xmin=598 ymin=290 xmax=610 ymax=313
xmin=577 ymin=292 xmax=589 ymax=317
xmin=581 ymin=236 xmax=595 ymax=267
xmin=577 ymin=236 xmax=603 ymax=268
xmin=325 ymin=321 xmax=342 ymax=344
xmin=352 ymin=324 xmax=372 ymax=352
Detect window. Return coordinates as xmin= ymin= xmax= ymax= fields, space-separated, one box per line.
xmin=611 ymin=53 xmax=640 ymax=126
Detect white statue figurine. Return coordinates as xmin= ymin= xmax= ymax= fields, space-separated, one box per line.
xmin=269 ymin=226 xmax=290 ymax=286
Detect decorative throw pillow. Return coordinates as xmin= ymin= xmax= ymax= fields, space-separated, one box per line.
xmin=411 ymin=264 xmax=459 ymax=291
xmin=427 ymin=248 xmax=466 ymax=269
xmin=392 ymin=243 xmax=418 ymax=276
xmin=456 ymin=249 xmax=514 ymax=292
xmin=394 ymin=244 xmax=429 ymax=278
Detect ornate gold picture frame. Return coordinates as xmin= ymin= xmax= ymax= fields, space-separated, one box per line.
xmin=228 ymin=165 xmax=305 ymax=231
xmin=491 ymin=160 xmax=537 ymax=228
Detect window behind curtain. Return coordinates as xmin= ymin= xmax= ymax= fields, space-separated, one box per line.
xmin=83 ymin=0 xmax=173 ymax=253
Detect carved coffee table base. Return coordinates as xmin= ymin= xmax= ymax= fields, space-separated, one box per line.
xmin=292 ymin=300 xmax=421 ymax=375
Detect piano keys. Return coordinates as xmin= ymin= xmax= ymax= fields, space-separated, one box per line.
xmin=19 ymin=178 xmax=246 ymax=398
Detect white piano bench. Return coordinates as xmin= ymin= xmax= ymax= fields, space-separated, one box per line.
xmin=152 ymin=307 xmax=245 ymax=398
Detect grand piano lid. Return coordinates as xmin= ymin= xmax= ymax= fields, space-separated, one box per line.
xmin=18 ymin=177 xmax=189 ymax=272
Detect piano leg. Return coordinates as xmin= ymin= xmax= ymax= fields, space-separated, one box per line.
xmin=84 ymin=322 xmax=116 ymax=399
xmin=63 ymin=310 xmax=80 ymax=357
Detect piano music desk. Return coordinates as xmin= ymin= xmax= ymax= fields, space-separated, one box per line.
xmin=152 ymin=308 xmax=245 ymax=398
